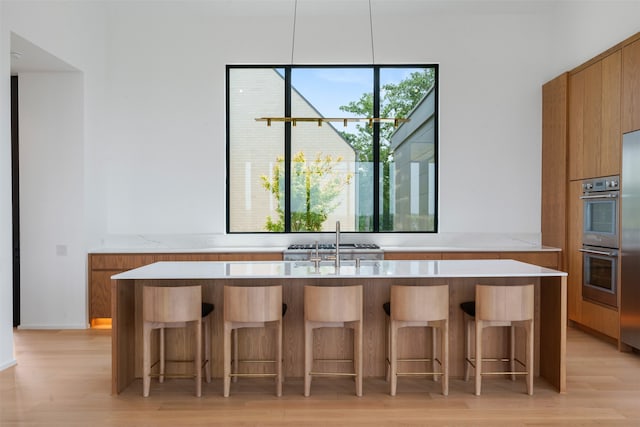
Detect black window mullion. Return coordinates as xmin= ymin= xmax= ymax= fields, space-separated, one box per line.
xmin=284 ymin=67 xmax=292 ymax=232
xmin=372 ymin=67 xmax=380 ymax=232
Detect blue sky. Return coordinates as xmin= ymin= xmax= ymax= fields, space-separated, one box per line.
xmin=289 ymin=67 xmax=422 ymax=134
xmin=291 ymin=67 xmax=420 ymax=117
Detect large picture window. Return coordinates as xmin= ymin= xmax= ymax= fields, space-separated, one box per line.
xmin=226 ymin=65 xmax=438 ymax=233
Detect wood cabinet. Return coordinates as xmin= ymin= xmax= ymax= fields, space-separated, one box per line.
xmin=542 ymin=33 xmax=640 ymax=345
xmin=623 ymin=38 xmax=640 ymax=133
xmin=384 ymin=250 xmax=559 ymax=269
xmin=568 ymin=50 xmax=621 ymax=180
xmin=542 ymin=73 xmax=568 ymax=267
xmin=88 ymin=251 xmax=283 ymax=324
xmin=384 ymin=252 xmax=441 ymax=260
xmin=566 ymin=181 xmax=619 ymax=340
xmin=567 ymin=181 xmax=583 ymax=324
xmin=564 ymin=134 xmax=618 ymax=337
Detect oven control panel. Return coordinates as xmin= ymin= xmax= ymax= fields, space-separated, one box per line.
xmin=582 ymin=175 xmax=619 ymax=193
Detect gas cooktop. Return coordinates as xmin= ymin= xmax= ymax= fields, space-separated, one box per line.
xmin=286 ymin=243 xmax=380 ymax=250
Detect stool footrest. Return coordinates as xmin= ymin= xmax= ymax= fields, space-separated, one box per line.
xmin=313 ymin=358 xmax=354 ymax=363
xmin=385 ymin=357 xmax=443 ymax=364
xmin=465 ymin=357 xmax=526 ymax=368
xmin=396 ymin=372 xmax=444 ymax=377
xmin=309 ymin=372 xmax=357 ymax=377
xmin=151 ymin=358 xmax=198 ymax=370
xmin=480 ymin=371 xmax=529 ymax=376
xmin=398 ymin=358 xmax=442 ymax=364
xmin=148 ymin=373 xmax=197 ymax=379
xmin=230 ymin=373 xmax=278 ymax=378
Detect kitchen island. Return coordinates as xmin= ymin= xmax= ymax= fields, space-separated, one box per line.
xmin=111 ymin=259 xmax=567 ymax=395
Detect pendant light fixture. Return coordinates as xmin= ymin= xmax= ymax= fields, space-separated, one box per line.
xmin=255 ymin=0 xmax=409 ymax=128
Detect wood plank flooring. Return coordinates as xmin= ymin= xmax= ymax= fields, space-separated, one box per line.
xmin=1 ymin=326 xmax=640 ymax=426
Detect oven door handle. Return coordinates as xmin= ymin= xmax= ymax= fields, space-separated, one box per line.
xmin=579 ymin=193 xmax=618 ymax=200
xmin=579 ymin=248 xmax=617 ymax=256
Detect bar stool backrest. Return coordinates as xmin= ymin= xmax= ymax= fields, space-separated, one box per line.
xmin=143 ymin=285 xmax=201 ymax=323
xmin=391 ymin=285 xmax=449 ymax=322
xmin=304 ymin=285 xmax=363 ymax=323
xmin=224 ymin=285 xmax=282 ymax=322
xmin=476 ymin=284 xmax=534 ymax=322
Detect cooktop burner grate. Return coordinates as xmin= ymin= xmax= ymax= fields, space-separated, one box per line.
xmin=286 ymin=243 xmax=380 ymax=251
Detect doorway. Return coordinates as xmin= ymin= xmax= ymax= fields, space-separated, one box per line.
xmin=11 ymin=76 xmax=20 ymax=328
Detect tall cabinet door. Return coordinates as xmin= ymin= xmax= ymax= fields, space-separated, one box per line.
xmin=568 ymin=51 xmax=622 ymax=180
xmin=567 ymin=181 xmax=583 ymax=323
xmin=582 ymin=60 xmax=602 ymax=179
xmin=600 ymin=51 xmax=622 ymax=176
xmin=568 ymin=69 xmax=585 ymax=180
xmin=542 ymin=73 xmax=568 ymax=257
xmin=623 ymin=39 xmax=640 ymax=133
xmin=568 ymin=61 xmax=600 ymax=180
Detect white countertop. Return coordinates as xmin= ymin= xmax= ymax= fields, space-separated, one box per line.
xmin=91 ymin=245 xmax=560 ymax=254
xmin=112 ymin=259 xmax=566 ymax=280
xmin=88 ymin=232 xmax=560 ymax=254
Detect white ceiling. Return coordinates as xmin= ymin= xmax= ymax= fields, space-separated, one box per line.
xmin=10 ymin=33 xmax=78 ymax=75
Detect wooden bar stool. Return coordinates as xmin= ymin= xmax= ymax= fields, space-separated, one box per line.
xmin=142 ymin=285 xmax=212 ymax=397
xmin=384 ymin=284 xmax=449 ymax=396
xmin=304 ymin=285 xmax=363 ymax=397
xmin=461 ymin=284 xmax=535 ymax=396
xmin=223 ymin=285 xmax=283 ymax=397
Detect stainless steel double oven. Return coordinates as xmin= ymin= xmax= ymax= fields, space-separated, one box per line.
xmin=580 ymin=175 xmax=620 ymax=308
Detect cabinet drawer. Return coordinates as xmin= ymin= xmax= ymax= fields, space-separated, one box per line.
xmin=89 ymin=254 xmax=155 ymax=270
xmin=442 ymin=252 xmax=500 ymax=260
xmin=384 ymin=252 xmax=442 ymax=260
xmin=90 ymin=270 xmax=120 ymax=318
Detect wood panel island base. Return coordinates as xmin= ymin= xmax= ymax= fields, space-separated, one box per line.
xmin=111 ymin=260 xmax=567 ymax=395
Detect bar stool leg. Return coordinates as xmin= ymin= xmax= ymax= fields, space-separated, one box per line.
xmin=464 ymin=316 xmax=472 ymax=382
xmin=304 ymin=323 xmax=313 ymax=397
xmin=355 ymin=321 xmax=363 ymax=397
xmin=204 ymin=316 xmax=211 ymax=383
xmin=432 ymin=327 xmax=438 ymax=382
xmin=526 ymin=320 xmax=534 ymax=395
xmin=510 ymin=326 xmax=516 ymax=381
xmin=159 ymin=328 xmax=165 ymax=383
xmin=276 ymin=321 xmax=283 ymax=397
xmin=223 ymin=323 xmax=232 ymax=397
xmin=232 ymin=329 xmax=239 ymax=383
xmin=195 ymin=320 xmax=202 ymax=397
xmin=143 ymin=323 xmax=152 ymax=397
xmin=441 ymin=320 xmax=449 ymax=396
xmin=390 ymin=321 xmax=398 ymax=396
xmin=385 ymin=315 xmax=391 ymax=382
xmin=475 ymin=320 xmax=483 ymax=396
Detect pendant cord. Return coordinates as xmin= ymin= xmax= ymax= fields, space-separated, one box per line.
xmin=291 ymin=0 xmax=298 ymax=64
xmin=369 ymin=0 xmax=375 ymax=64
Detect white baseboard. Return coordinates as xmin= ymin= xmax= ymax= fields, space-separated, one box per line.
xmin=0 ymin=358 xmax=17 ymax=372
xmin=17 ymin=323 xmax=89 ymax=330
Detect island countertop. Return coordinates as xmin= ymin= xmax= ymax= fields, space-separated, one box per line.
xmin=112 ymin=259 xmax=567 ymax=280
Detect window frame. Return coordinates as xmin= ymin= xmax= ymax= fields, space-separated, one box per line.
xmin=225 ymin=64 xmax=439 ymax=234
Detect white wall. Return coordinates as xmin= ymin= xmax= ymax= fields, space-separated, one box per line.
xmin=550 ymin=1 xmax=640 ymax=76
xmin=0 ymin=1 xmax=17 ymax=370
xmin=18 ymin=72 xmax=85 ymax=329
xmin=0 ymin=0 xmax=106 ymax=365
xmin=1 ymin=0 xmax=640 ymax=366
xmin=103 ymin=0 xmax=556 ymax=240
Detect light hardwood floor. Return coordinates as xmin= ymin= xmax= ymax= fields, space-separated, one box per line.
xmin=1 ymin=326 xmax=640 ymax=426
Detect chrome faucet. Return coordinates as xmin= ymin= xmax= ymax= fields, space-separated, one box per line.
xmin=335 ymin=220 xmax=341 ymax=268
xmin=309 ymin=240 xmax=321 ymax=268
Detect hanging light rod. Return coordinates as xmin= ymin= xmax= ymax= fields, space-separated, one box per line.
xmin=255 ymin=117 xmax=409 ymax=127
